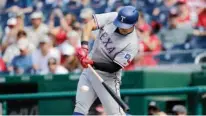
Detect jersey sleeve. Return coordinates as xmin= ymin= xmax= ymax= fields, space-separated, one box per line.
xmin=113 ymin=44 xmax=138 ymax=68
xmin=93 ymin=12 xmax=118 ymax=29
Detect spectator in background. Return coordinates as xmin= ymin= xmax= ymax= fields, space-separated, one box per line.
xmin=88 ymin=99 xmax=106 ymax=115
xmin=49 ymin=8 xmax=73 ymax=45
xmin=72 ymin=21 xmax=82 ymax=34
xmin=80 ymin=8 xmax=94 ymax=23
xmin=2 ymin=18 xmax=18 ymax=51
xmin=90 ymin=0 xmax=107 ymax=14
xmin=80 ymin=7 xmax=97 ymax=51
xmin=136 ymin=11 xmax=147 ymax=28
xmin=152 ymin=0 xmax=177 ymax=26
xmin=32 ymin=0 xmax=44 ymax=12
xmin=26 ymin=11 xmax=49 ymax=47
xmin=150 ymin=20 xmax=162 ymax=34
xmin=158 ymin=8 xmax=194 ymax=50
xmin=59 ymin=43 xmax=81 ymax=73
xmin=81 ymin=0 xmax=90 ymax=7
xmin=46 ymin=57 xmax=68 ymax=74
xmin=5 ymin=0 xmax=33 ymax=14
xmin=8 ymin=39 xmax=33 ymax=75
xmin=94 ymin=104 xmax=106 ymax=116
xmin=32 ymin=36 xmax=60 ymax=74
xmin=0 ymin=57 xmax=7 ymax=73
xmin=196 ymin=8 xmax=206 ymax=28
xmin=15 ymin=12 xmax=25 ymax=30
xmin=148 ymin=101 xmax=167 ymax=116
xmin=65 ymin=13 xmax=77 ymax=29
xmin=59 ymin=31 xmax=80 ymax=72
xmin=48 ymin=33 xmax=61 ymax=61
xmin=176 ymin=0 xmax=196 ymax=26
xmin=58 ymin=30 xmax=80 ymax=53
xmin=0 ymin=26 xmax=2 ymax=42
xmin=67 ymin=30 xmax=81 ymax=48
xmin=172 ymin=105 xmax=187 ymax=116
xmin=64 ymin=0 xmax=83 ymax=20
xmin=136 ymin=24 xmax=162 ymax=66
xmin=108 ymin=0 xmax=124 ymax=12
xmin=3 ymin=30 xmax=35 ymax=64
xmin=195 ymin=7 xmax=206 ymax=37
xmin=138 ymin=24 xmax=162 ymax=53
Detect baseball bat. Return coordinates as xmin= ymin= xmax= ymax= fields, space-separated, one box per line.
xmin=88 ymin=64 xmax=129 ymax=112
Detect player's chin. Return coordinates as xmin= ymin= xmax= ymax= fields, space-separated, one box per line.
xmin=118 ymin=27 xmax=134 ymax=35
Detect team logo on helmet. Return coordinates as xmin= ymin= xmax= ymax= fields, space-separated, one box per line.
xmin=121 ymin=16 xmax=126 ymax=22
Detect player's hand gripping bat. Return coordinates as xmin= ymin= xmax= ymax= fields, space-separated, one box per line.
xmin=88 ymin=64 xmax=129 ymax=112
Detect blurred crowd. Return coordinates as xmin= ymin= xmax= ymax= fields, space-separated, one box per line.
xmin=88 ymin=100 xmax=188 ymax=116
xmin=0 ymin=0 xmax=205 ymax=75
xmin=147 ymin=101 xmax=188 ymax=116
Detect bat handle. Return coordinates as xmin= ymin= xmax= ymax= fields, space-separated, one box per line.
xmin=88 ymin=64 xmax=130 ymax=112
xmin=88 ymin=64 xmax=104 ymax=82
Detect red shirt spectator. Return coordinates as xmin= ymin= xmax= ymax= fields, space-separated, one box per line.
xmin=197 ymin=8 xmax=206 ymax=28
xmin=136 ymin=35 xmax=162 ymax=67
xmin=55 ymin=28 xmax=67 ymax=45
xmin=137 ymin=24 xmax=162 ymax=66
xmin=138 ymin=24 xmax=162 ymax=53
xmin=177 ymin=14 xmax=190 ymax=23
xmin=177 ymin=0 xmax=191 ymax=25
xmin=125 ymin=24 xmax=162 ymax=70
xmin=140 ymin=35 xmax=162 ymax=53
xmin=0 ymin=58 xmax=7 ymax=72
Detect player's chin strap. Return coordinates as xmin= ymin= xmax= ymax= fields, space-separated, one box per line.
xmin=73 ymin=112 xmax=84 ymax=115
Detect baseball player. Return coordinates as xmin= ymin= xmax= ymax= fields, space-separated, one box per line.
xmin=74 ymin=6 xmax=139 ymax=115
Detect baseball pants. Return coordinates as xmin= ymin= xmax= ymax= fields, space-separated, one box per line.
xmin=74 ymin=68 xmax=125 ymax=115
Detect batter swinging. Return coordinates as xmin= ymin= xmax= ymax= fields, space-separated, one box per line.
xmin=74 ymin=6 xmax=139 ymax=115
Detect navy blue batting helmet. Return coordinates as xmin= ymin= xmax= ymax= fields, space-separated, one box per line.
xmin=113 ymin=6 xmax=139 ymax=29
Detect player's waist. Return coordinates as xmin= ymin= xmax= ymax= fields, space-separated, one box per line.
xmin=93 ymin=66 xmax=122 ymax=77
xmin=93 ymin=67 xmax=120 ymax=73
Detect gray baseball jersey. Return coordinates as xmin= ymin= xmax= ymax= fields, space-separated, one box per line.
xmin=74 ymin=12 xmax=139 ymax=115
xmin=90 ymin=12 xmax=139 ymax=78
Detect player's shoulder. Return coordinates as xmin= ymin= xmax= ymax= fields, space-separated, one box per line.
xmin=109 ymin=12 xmax=118 ymax=16
xmin=101 ymin=12 xmax=118 ymax=16
xmin=111 ymin=12 xmax=118 ymax=18
xmin=100 ymin=12 xmax=118 ymax=20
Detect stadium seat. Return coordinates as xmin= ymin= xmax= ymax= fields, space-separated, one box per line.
xmin=189 ymin=36 xmax=206 ymax=49
xmin=91 ymin=0 xmax=107 ymax=14
xmin=195 ymin=52 xmax=206 ymax=64
xmin=154 ymin=52 xmax=174 ymax=64
xmin=0 ymin=13 xmax=9 ymax=29
xmin=64 ymin=1 xmax=84 ymax=21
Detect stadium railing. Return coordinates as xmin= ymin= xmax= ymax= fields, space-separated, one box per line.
xmin=1 ymin=86 xmax=206 ymax=115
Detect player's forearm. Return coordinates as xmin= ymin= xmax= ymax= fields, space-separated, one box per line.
xmin=82 ymin=20 xmax=98 ymax=42
xmin=82 ymin=23 xmax=93 ymax=41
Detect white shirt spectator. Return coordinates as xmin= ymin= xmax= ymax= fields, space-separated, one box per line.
xmin=58 ymin=41 xmax=75 ymax=56
xmin=32 ymin=48 xmax=60 ymax=74
xmin=25 ymin=12 xmax=49 ymax=47
xmin=2 ymin=18 xmax=18 ymax=46
xmin=3 ymin=38 xmax=35 ymax=64
xmin=54 ymin=65 xmax=68 ymax=74
xmin=43 ymin=57 xmax=68 ymax=74
xmin=44 ymin=65 xmax=68 ymax=74
xmin=26 ymin=23 xmax=49 ymax=47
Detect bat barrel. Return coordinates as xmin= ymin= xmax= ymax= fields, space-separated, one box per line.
xmin=102 ymin=82 xmax=129 ymax=111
